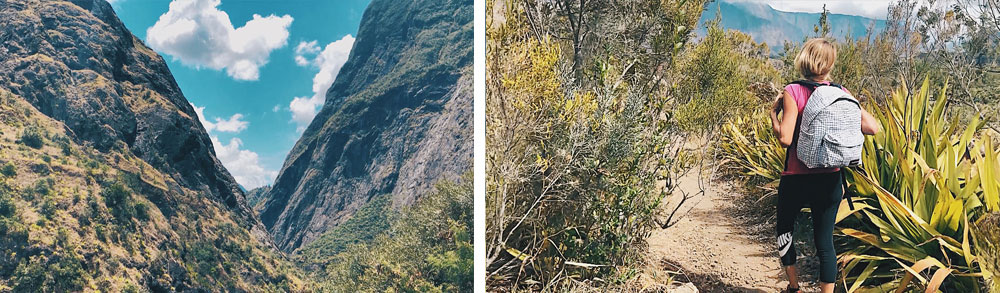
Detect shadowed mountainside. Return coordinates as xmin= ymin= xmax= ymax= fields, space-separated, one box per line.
xmin=258 ymin=0 xmax=473 ymax=252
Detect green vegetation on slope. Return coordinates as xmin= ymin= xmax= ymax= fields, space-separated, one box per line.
xmin=0 ymin=90 xmax=304 ymax=292
xmin=295 ymin=193 xmax=398 ymax=269
xmin=296 ymin=174 xmax=472 ymax=292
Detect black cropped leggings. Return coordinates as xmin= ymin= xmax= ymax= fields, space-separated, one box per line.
xmin=775 ymin=172 xmax=843 ymax=284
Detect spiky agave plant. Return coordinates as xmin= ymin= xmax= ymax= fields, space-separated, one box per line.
xmin=720 ymin=78 xmax=1000 ymax=292
xmin=718 ymin=110 xmax=785 ymax=197
xmin=835 ymin=78 xmax=997 ymax=292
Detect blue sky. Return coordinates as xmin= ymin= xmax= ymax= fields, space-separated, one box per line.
xmin=109 ymin=0 xmax=371 ymax=189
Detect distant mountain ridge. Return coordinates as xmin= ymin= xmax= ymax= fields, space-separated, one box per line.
xmin=700 ymin=1 xmax=886 ymax=54
xmin=259 ymin=0 xmax=473 ymax=252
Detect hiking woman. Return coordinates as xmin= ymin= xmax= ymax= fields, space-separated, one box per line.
xmin=769 ymin=38 xmax=880 ymax=293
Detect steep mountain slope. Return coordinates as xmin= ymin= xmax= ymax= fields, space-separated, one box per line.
xmin=0 ymin=0 xmax=299 ymax=290
xmin=699 ymin=1 xmax=886 ymax=54
xmin=259 ymin=0 xmax=473 ymax=251
xmin=245 ymin=185 xmax=271 ymax=213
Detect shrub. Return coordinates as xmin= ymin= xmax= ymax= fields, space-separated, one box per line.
xmin=102 ymin=182 xmax=145 ymax=223
xmin=1 ymin=162 xmax=15 ymax=177
xmin=18 ymin=126 xmax=44 ymax=149
xmin=32 ymin=177 xmax=54 ymax=197
xmin=30 ymin=163 xmax=50 ymax=176
xmin=320 ymin=174 xmax=473 ymax=292
xmin=40 ymin=197 xmax=57 ymax=219
xmin=134 ymin=202 xmax=149 ymax=221
xmin=0 ymin=195 xmax=15 ymax=218
xmin=60 ymin=141 xmax=72 ymax=156
xmin=11 ymin=252 xmax=88 ymax=292
xmin=672 ymin=20 xmax=780 ymax=132
xmin=974 ymin=213 xmax=1000 ymax=292
xmin=486 ymin=22 xmax=685 ymax=288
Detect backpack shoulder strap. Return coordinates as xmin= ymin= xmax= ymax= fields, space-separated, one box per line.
xmin=790 ymin=80 xmax=843 ymax=91
xmin=790 ymin=80 xmax=821 ymax=90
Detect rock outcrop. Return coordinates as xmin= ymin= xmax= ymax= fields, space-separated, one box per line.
xmin=259 ymin=0 xmax=473 ymax=251
xmin=0 ymin=0 xmax=297 ymax=290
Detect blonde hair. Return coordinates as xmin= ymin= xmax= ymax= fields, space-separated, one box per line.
xmin=794 ymin=38 xmax=836 ymax=81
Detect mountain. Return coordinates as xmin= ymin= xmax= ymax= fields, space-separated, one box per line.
xmin=258 ymin=0 xmax=473 ymax=252
xmin=0 ymin=0 xmax=299 ymax=290
xmin=699 ymin=1 xmax=886 ymax=54
xmin=245 ymin=185 xmax=271 ymax=213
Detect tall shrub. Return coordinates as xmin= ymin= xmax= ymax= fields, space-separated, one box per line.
xmin=485 ymin=0 xmax=705 ymax=288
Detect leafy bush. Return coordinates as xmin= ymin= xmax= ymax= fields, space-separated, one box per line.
xmin=836 ymin=80 xmax=997 ymax=292
xmin=0 ymin=195 xmax=15 ymax=218
xmin=485 ymin=0 xmax=708 ymax=289
xmin=39 ymin=197 xmax=57 ymax=219
xmin=319 ymin=174 xmax=473 ymax=292
xmin=1 ymin=162 xmax=15 ymax=177
xmin=672 ymin=19 xmax=780 ymax=132
xmin=29 ymin=163 xmax=50 ymax=176
xmin=102 ymin=182 xmax=147 ymax=223
xmin=32 ymin=177 xmax=54 ymax=198
xmin=11 ymin=251 xmax=88 ymax=292
xmin=18 ymin=126 xmax=45 ymax=149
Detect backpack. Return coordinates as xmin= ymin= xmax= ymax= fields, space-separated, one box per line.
xmin=792 ymin=80 xmax=864 ymax=169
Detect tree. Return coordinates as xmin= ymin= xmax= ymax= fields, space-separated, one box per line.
xmin=814 ymin=4 xmax=831 ymax=37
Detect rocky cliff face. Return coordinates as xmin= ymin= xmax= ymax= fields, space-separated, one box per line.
xmin=0 ymin=0 xmax=297 ymax=290
xmin=259 ymin=0 xmax=473 ymax=251
xmin=0 ymin=0 xmax=249 ymax=216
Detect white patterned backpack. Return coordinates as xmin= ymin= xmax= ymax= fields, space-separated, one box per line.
xmin=793 ymin=80 xmax=864 ymax=169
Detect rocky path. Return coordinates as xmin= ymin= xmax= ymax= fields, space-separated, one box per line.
xmin=649 ymin=169 xmax=797 ymax=292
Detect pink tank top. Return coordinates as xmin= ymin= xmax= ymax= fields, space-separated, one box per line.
xmin=781 ymin=82 xmax=843 ymax=175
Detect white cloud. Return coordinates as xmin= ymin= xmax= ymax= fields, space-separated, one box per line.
xmin=272 ymin=104 xmax=281 ymax=112
xmin=294 ymin=40 xmax=320 ymax=66
xmin=190 ymin=103 xmax=275 ymax=189
xmin=731 ymin=0 xmax=893 ymax=19
xmin=146 ymin=0 xmax=293 ymax=81
xmin=211 ymin=136 xmax=278 ymax=189
xmin=190 ymin=103 xmax=248 ymax=133
xmin=289 ymin=35 xmax=355 ymax=130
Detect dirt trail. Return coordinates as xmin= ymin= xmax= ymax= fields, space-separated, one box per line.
xmin=649 ymin=169 xmax=792 ymax=292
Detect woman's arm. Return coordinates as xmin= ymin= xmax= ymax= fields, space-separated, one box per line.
xmin=860 ymin=107 xmax=880 ymax=135
xmin=770 ymin=90 xmax=798 ymax=147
